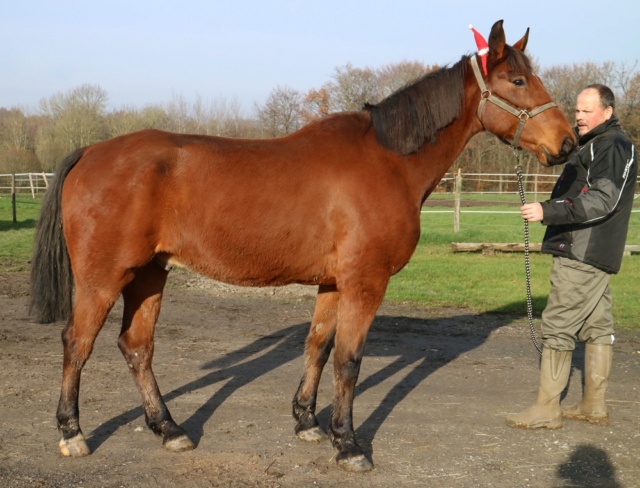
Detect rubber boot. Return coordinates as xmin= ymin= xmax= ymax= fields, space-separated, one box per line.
xmin=506 ymin=348 xmax=571 ymax=429
xmin=562 ymin=343 xmax=613 ymax=425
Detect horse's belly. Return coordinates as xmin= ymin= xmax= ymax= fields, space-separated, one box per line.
xmin=160 ymin=237 xmax=336 ymax=288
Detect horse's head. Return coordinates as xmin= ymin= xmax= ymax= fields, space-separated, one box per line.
xmin=472 ymin=20 xmax=576 ymax=166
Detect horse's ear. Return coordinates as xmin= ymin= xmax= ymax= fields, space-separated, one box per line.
xmin=512 ymin=28 xmax=530 ymax=52
xmin=488 ymin=19 xmax=506 ymax=61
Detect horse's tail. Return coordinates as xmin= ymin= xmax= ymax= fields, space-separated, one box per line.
xmin=29 ymin=148 xmax=84 ymax=323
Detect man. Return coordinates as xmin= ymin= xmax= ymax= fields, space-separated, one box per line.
xmin=506 ymin=84 xmax=637 ymax=429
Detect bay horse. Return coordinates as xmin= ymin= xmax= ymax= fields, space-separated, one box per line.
xmin=30 ymin=20 xmax=575 ymax=472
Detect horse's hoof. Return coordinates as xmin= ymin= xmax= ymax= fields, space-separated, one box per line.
xmin=163 ymin=434 xmax=195 ymax=452
xmin=59 ymin=434 xmax=90 ymax=457
xmin=296 ymin=426 xmax=326 ymax=442
xmin=337 ymin=454 xmax=374 ymax=472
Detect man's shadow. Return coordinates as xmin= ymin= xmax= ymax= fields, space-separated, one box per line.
xmin=557 ymin=444 xmax=621 ymax=487
xmin=87 ymin=299 xmax=542 ymax=454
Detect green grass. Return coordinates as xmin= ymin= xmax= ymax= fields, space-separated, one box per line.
xmin=386 ymin=208 xmax=640 ymax=329
xmin=3 ymin=194 xmax=639 ymax=329
xmin=0 ymin=196 xmax=40 ymax=271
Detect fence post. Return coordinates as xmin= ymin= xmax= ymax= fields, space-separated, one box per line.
xmin=454 ymin=169 xmax=461 ymax=233
xmin=11 ymin=174 xmax=17 ymax=223
xmin=28 ymin=173 xmax=36 ymax=199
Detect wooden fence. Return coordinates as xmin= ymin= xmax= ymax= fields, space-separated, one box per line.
xmin=1 ymin=173 xmax=53 ymax=223
xmin=0 ymin=171 xmax=564 ymax=198
xmin=0 ymin=173 xmax=53 ymax=198
xmin=425 ymin=170 xmax=640 ymax=233
xmin=436 ymin=170 xmax=560 ymax=198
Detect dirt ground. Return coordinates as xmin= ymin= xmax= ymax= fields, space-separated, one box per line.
xmin=1 ymin=268 xmax=639 ymax=488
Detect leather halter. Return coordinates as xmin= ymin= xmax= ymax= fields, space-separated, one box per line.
xmin=470 ymin=55 xmax=557 ymax=148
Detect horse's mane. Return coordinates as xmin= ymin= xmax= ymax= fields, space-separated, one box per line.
xmin=365 ymin=56 xmax=468 ymax=155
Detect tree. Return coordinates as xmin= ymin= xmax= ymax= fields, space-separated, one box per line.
xmin=618 ymin=71 xmax=640 ymax=144
xmin=300 ymin=88 xmax=330 ymax=125
xmin=0 ymin=107 xmax=38 ymax=172
xmin=256 ymin=86 xmax=302 ymax=137
xmin=41 ymin=84 xmax=108 ymax=147
xmin=324 ymin=63 xmax=380 ymax=112
xmin=541 ymin=62 xmax=606 ymax=119
xmin=376 ymin=61 xmax=431 ymax=99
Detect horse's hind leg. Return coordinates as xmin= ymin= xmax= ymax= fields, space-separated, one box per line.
xmin=57 ymin=286 xmax=118 ymax=457
xmin=293 ymin=285 xmax=338 ymax=441
xmin=118 ymin=263 xmax=194 ymax=452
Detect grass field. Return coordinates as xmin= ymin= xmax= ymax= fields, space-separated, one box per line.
xmin=2 ymin=194 xmax=639 ymax=329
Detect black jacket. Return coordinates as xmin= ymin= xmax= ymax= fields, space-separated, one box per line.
xmin=540 ymin=116 xmax=637 ymax=274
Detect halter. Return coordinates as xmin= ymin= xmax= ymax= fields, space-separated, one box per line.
xmin=470 ymin=55 xmax=557 ymax=149
xmin=470 ymin=54 xmax=549 ymax=355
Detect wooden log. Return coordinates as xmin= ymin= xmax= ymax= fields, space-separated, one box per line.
xmin=451 ymin=242 xmax=541 ymax=254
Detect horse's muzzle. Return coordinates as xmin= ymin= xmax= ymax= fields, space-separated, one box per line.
xmin=545 ymin=136 xmax=577 ymax=166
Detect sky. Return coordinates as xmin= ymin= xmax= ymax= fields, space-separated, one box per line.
xmin=2 ymin=0 xmax=638 ymax=115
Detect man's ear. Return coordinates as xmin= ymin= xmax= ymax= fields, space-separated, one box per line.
xmin=605 ymin=106 xmax=614 ymax=120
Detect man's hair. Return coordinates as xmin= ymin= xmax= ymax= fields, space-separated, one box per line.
xmin=585 ymin=83 xmax=615 ymax=111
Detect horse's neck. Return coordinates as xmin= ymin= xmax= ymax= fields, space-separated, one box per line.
xmin=398 ymin=65 xmax=481 ymax=205
xmin=409 ymin=111 xmax=480 ymax=205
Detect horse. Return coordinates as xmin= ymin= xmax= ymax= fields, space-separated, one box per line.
xmin=29 ymin=20 xmax=575 ymax=472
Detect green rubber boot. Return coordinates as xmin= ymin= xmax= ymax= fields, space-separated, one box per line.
xmin=562 ymin=343 xmax=612 ymax=425
xmin=506 ymin=348 xmax=572 ymax=429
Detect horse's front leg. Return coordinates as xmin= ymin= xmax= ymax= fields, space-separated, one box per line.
xmin=329 ymin=281 xmax=386 ymax=472
xmin=119 ymin=265 xmax=194 ymax=452
xmin=293 ymin=285 xmax=338 ymax=441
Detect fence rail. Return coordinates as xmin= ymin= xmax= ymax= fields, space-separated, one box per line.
xmin=0 ymin=173 xmax=53 ymax=198
xmin=3 ymin=171 xmax=638 ymax=199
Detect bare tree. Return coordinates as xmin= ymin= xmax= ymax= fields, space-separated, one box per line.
xmin=38 ymin=84 xmax=108 ymax=152
xmin=324 ymin=63 xmax=380 ymax=112
xmin=300 ymin=87 xmax=330 ymax=125
xmin=541 ymin=63 xmax=604 ymax=118
xmin=256 ymin=85 xmax=302 ymax=137
xmin=201 ymin=95 xmax=247 ymax=137
xmin=376 ymin=61 xmax=430 ymax=99
xmin=0 ymin=107 xmax=39 ymax=172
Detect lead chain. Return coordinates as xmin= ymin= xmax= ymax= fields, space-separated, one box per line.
xmin=515 ymin=157 xmax=543 ymax=356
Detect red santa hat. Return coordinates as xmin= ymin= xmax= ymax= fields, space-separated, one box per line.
xmin=469 ymin=24 xmax=489 ymax=75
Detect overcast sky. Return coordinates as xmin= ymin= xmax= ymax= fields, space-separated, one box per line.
xmin=2 ymin=0 xmax=638 ymax=115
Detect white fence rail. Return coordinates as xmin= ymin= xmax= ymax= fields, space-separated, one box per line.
xmin=3 ymin=171 xmax=640 ymax=230
xmin=2 ymin=171 xmax=638 ymax=199
xmin=0 ymin=173 xmax=53 ymax=198
xmin=428 ymin=170 xmax=640 ymax=233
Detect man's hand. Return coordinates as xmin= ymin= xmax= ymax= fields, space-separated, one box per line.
xmin=521 ymin=202 xmax=543 ymax=222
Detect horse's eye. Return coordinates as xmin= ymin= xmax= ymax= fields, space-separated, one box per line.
xmin=512 ymin=78 xmax=526 ymax=87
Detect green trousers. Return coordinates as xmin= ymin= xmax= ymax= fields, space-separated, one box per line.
xmin=542 ymin=256 xmax=615 ymax=351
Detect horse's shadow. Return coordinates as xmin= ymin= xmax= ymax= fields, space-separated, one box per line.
xmin=86 ymin=300 xmax=542 ymax=454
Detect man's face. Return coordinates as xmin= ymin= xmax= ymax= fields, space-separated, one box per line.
xmin=575 ymin=88 xmax=613 ymax=136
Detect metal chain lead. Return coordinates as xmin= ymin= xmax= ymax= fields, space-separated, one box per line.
xmin=515 ymin=156 xmax=543 ymax=356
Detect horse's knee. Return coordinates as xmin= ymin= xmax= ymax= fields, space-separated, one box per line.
xmin=117 ymin=335 xmax=152 ymax=371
